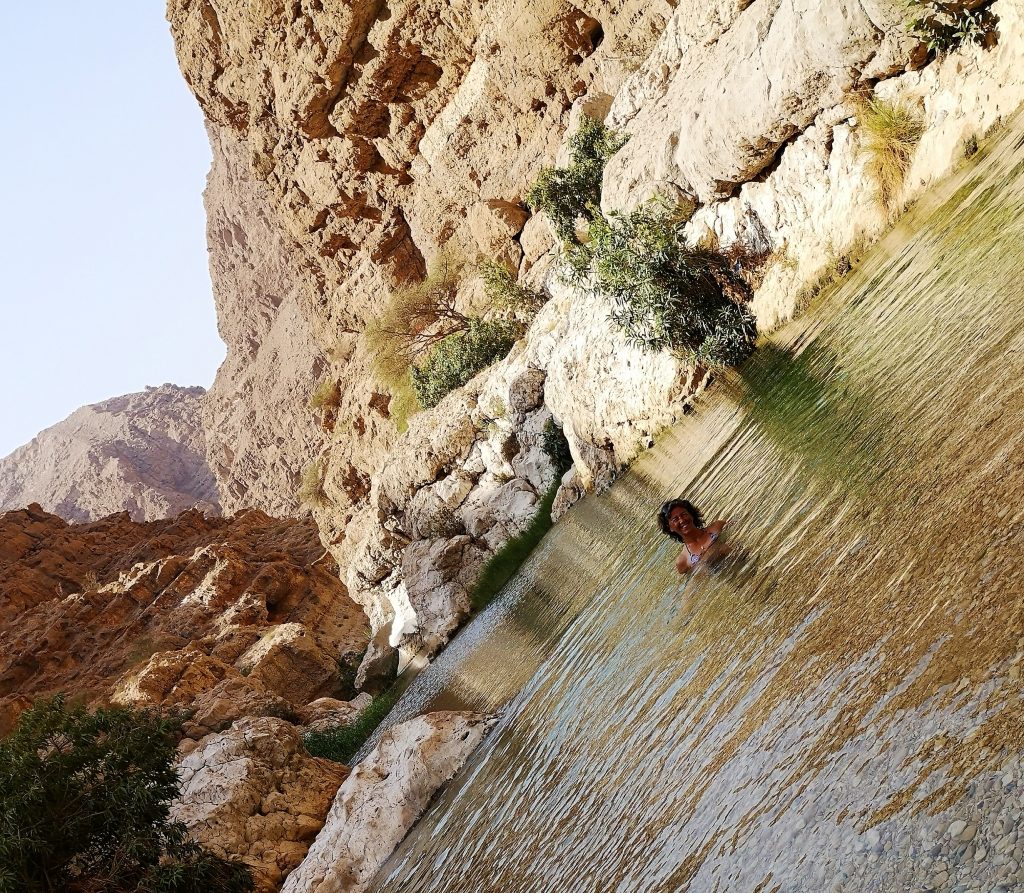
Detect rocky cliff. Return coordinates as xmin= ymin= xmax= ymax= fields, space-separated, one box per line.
xmin=0 ymin=500 xmax=491 ymax=892
xmin=167 ymin=0 xmax=1024 ymax=686
xmin=0 ymin=383 xmax=220 ymax=522
xmin=0 ymin=503 xmax=369 ymax=735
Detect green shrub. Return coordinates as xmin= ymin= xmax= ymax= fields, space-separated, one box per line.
xmin=526 ymin=117 xmax=628 ymax=271
xmin=527 ymin=119 xmax=756 ymax=368
xmin=477 ymin=260 xmax=546 ymax=321
xmin=0 ymin=696 xmax=253 ymax=893
xmin=297 ymin=460 xmax=328 ymax=508
xmin=335 ymin=652 xmax=364 ymax=701
xmin=856 ymin=97 xmax=926 ymax=212
xmin=411 ymin=318 xmax=521 ymax=409
xmin=309 ymin=376 xmax=341 ymax=412
xmin=366 ymin=252 xmax=470 ymax=426
xmin=908 ymin=1 xmax=997 ymax=54
xmin=541 ymin=419 xmax=573 ymax=475
xmin=588 ymin=202 xmax=757 ymax=367
xmin=303 ymin=684 xmax=403 ymax=765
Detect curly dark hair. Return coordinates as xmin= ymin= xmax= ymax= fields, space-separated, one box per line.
xmin=657 ymin=499 xmax=705 ymax=542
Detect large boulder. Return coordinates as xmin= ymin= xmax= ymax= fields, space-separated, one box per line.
xmin=171 ymin=717 xmax=347 ymax=892
xmin=281 ymin=711 xmax=495 ymax=893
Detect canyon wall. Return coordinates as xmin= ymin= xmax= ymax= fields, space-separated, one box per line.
xmin=0 ymin=383 xmax=219 ymax=522
xmin=0 ymin=503 xmax=369 ymax=735
xmin=168 ymin=0 xmax=1024 ymax=682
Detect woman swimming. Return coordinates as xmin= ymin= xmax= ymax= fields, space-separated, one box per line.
xmin=658 ymin=499 xmax=728 ymax=574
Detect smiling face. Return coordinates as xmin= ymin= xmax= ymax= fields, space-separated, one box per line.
xmin=667 ymin=505 xmax=697 ymax=538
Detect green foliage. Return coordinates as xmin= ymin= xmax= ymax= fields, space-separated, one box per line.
xmin=411 ymin=318 xmax=521 ymax=409
xmin=477 ymin=260 xmax=546 ymax=322
xmin=0 ymin=695 xmax=253 ymax=893
xmin=335 ymin=652 xmax=364 ymax=701
xmin=541 ymin=419 xmax=573 ymax=475
xmin=526 ymin=117 xmax=628 ymax=256
xmin=908 ymin=1 xmax=997 ymax=54
xmin=366 ymin=252 xmax=470 ymax=427
xmin=298 ymin=460 xmax=328 ymax=508
xmin=470 ymin=480 xmax=561 ymax=613
xmin=526 ymin=119 xmax=755 ymax=368
xmin=303 ymin=684 xmax=403 ymax=765
xmin=587 ymin=202 xmax=757 ymax=367
xmin=857 ymin=97 xmax=926 ymax=212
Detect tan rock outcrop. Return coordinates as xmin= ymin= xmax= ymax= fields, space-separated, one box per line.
xmin=167 ymin=0 xmax=677 ymax=524
xmin=604 ymin=1 xmax=912 ymax=209
xmin=0 ymin=384 xmax=219 ymax=522
xmin=281 ymin=711 xmax=494 ymax=893
xmin=171 ymin=717 xmax=348 ymax=891
xmin=165 ymin=0 xmax=1024 ymax=690
xmin=0 ymin=504 xmax=369 ymax=733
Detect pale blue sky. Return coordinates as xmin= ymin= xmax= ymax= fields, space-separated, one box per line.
xmin=0 ymin=4 xmax=224 ymax=457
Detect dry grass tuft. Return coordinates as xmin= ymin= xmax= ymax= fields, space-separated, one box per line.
xmin=857 ymin=97 xmax=926 ymax=213
xmin=297 ymin=460 xmax=328 ymax=508
xmin=309 ymin=376 xmax=341 ymax=412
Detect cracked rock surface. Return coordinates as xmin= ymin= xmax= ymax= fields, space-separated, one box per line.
xmin=281 ymin=711 xmax=495 ymax=893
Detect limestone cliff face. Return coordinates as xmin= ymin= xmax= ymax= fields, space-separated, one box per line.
xmin=0 ymin=384 xmax=219 ymax=522
xmin=202 ymin=126 xmax=331 ymax=516
xmin=168 ymin=0 xmax=676 ymax=522
xmin=168 ymin=0 xmax=1024 ymax=682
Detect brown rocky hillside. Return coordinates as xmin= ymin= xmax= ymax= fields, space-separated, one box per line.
xmin=0 ymin=503 xmax=369 ymax=736
xmin=0 ymin=383 xmax=219 ymax=522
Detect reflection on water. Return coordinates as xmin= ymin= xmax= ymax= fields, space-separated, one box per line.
xmin=366 ymin=114 xmax=1024 ymax=893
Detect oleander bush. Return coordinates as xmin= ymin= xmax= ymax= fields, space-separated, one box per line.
xmin=0 ymin=695 xmax=253 ymax=893
xmin=587 ymin=202 xmax=757 ymax=366
xmin=411 ymin=318 xmax=522 ymax=409
xmin=527 ymin=117 xmax=629 ymax=275
xmin=541 ymin=418 xmax=573 ymax=475
xmin=908 ymin=0 xmax=998 ymax=54
xmin=527 ymin=118 xmax=756 ymax=368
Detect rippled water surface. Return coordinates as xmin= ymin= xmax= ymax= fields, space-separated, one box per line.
xmin=369 ymin=118 xmax=1024 ymax=893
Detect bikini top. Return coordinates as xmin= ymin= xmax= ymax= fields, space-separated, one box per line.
xmin=683 ymin=530 xmax=719 ymax=566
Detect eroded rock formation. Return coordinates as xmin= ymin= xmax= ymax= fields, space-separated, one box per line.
xmin=281 ymin=711 xmax=495 ymax=893
xmin=171 ymin=717 xmax=349 ymax=892
xmin=0 ymin=384 xmax=219 ymax=522
xmin=0 ymin=503 xmax=369 ymax=734
xmin=168 ymin=0 xmax=677 ymax=522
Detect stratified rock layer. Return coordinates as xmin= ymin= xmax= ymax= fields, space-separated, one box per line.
xmin=0 ymin=503 xmax=369 ymax=734
xmin=0 ymin=384 xmax=219 ymax=522
xmin=281 ymin=711 xmax=495 ymax=893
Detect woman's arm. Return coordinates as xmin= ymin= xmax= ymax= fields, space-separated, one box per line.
xmin=707 ymin=519 xmax=729 ymax=537
xmin=675 ymin=551 xmax=692 ymax=575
